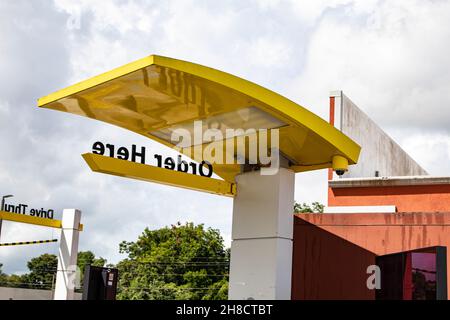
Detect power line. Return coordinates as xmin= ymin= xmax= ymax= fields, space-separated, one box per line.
xmin=1 ymin=260 xmax=230 ymax=266
xmin=125 ymin=261 xmax=230 ymax=264
xmin=120 ymin=273 xmax=229 ymax=277
xmin=118 ymin=286 xmax=224 ymax=291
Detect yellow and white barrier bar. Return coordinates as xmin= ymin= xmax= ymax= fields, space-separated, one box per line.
xmin=0 ymin=239 xmax=57 ymax=247
xmin=0 ymin=210 xmax=83 ymax=231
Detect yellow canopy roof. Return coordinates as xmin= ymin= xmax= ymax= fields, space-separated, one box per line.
xmin=38 ymin=55 xmax=360 ymax=183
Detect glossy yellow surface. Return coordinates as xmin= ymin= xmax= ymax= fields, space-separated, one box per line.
xmin=38 ymin=55 xmax=360 ymax=183
xmin=0 ymin=210 xmax=84 ymax=231
xmin=83 ymin=153 xmax=236 ymax=197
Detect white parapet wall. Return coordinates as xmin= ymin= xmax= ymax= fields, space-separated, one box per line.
xmin=324 ymin=205 xmax=397 ymax=214
xmin=330 ymin=91 xmax=428 ymax=179
xmin=329 ymin=175 xmax=450 ymax=188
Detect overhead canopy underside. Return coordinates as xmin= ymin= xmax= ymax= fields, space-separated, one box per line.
xmin=38 ymin=55 xmax=360 ymax=183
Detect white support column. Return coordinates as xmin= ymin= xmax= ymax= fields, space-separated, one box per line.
xmin=229 ymin=168 xmax=295 ymax=300
xmin=54 ymin=209 xmax=81 ymax=300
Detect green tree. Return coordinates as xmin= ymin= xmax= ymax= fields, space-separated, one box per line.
xmin=294 ymin=201 xmax=324 ymax=213
xmin=77 ymin=251 xmax=106 ymax=276
xmin=117 ymin=222 xmax=229 ymax=300
xmin=0 ymin=263 xmax=7 ymax=286
xmin=22 ymin=253 xmax=57 ymax=290
xmin=4 ymin=274 xmax=24 ymax=288
xmin=0 ymin=263 xmax=24 ymax=288
xmin=0 ymin=251 xmax=105 ymax=290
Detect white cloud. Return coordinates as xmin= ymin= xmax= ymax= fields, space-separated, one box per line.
xmin=288 ymin=0 xmax=450 ymax=129
xmin=391 ymin=129 xmax=450 ymax=176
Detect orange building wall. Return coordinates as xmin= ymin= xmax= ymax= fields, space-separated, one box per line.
xmin=293 ymin=213 xmax=450 ymax=299
xmin=328 ymin=184 xmax=450 ymax=212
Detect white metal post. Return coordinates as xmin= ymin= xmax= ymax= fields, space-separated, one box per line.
xmin=54 ymin=209 xmax=81 ymax=300
xmin=228 ymin=168 xmax=295 ymax=300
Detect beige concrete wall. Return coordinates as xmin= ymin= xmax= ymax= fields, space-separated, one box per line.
xmin=0 ymin=287 xmax=82 ymax=300
xmin=332 ymin=91 xmax=428 ymax=178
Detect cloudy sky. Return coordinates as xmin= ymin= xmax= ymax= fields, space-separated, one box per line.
xmin=1 ymin=0 xmax=450 ymax=274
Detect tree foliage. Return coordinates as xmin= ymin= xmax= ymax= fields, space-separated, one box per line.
xmin=117 ymin=222 xmax=229 ymax=300
xmin=1 ymin=223 xmax=229 ymax=300
xmin=77 ymin=250 xmax=106 ymax=286
xmin=0 ymin=263 xmax=7 ymax=286
xmin=22 ymin=253 xmax=57 ymax=290
xmin=294 ymin=201 xmax=324 ymax=213
xmin=0 ymin=251 xmax=105 ymax=290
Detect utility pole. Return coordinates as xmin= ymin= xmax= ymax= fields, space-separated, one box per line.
xmin=0 ymin=194 xmax=14 ymax=241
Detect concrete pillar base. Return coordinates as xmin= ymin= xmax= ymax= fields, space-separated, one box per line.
xmin=229 ymin=168 xmax=295 ymax=300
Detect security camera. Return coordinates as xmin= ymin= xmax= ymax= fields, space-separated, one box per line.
xmin=332 ymin=155 xmax=349 ymax=177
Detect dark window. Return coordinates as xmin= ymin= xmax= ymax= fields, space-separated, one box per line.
xmin=376 ymin=246 xmax=447 ymax=300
